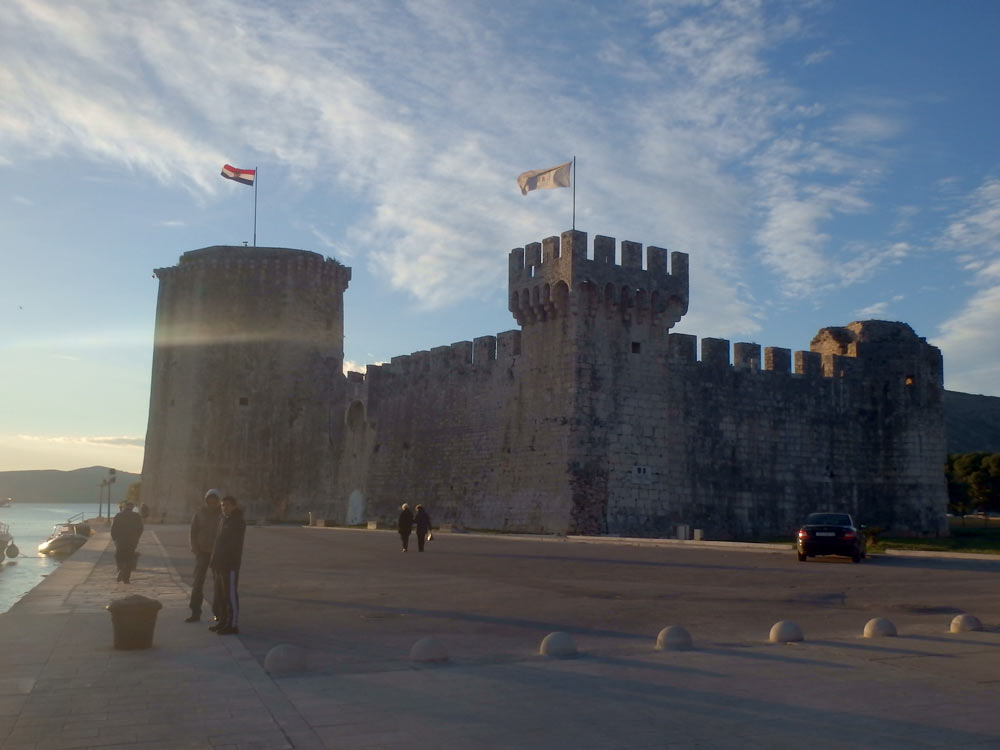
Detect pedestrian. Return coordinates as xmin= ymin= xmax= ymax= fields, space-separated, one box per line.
xmin=186 ymin=489 xmax=222 ymax=623
xmin=110 ymin=501 xmax=143 ymax=583
xmin=414 ymin=504 xmax=432 ymax=552
xmin=398 ymin=503 xmax=414 ymax=552
xmin=210 ymin=495 xmax=246 ymax=635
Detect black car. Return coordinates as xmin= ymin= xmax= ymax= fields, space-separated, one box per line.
xmin=796 ymin=512 xmax=866 ymax=563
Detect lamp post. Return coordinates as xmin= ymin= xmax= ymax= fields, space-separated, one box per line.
xmin=106 ymin=468 xmax=117 ymax=517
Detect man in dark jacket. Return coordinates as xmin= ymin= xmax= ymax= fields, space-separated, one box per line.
xmin=210 ymin=495 xmax=246 ymax=635
xmin=110 ymin=502 xmax=143 ymax=583
xmin=414 ymin=504 xmax=432 ymax=552
xmin=186 ymin=489 xmax=222 ymax=623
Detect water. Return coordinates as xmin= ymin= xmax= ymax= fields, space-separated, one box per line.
xmin=0 ymin=503 xmax=99 ymax=614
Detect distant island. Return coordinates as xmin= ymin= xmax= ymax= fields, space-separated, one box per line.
xmin=0 ymin=467 xmax=140 ymax=503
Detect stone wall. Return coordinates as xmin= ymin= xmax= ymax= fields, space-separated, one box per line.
xmin=141 ymin=247 xmax=350 ymax=522
xmin=142 ymin=233 xmax=949 ymax=537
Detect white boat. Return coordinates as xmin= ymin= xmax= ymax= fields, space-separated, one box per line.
xmin=0 ymin=497 xmax=11 ymax=508
xmin=37 ymin=523 xmax=90 ymax=556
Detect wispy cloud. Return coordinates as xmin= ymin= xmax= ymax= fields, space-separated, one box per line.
xmin=0 ymin=0 xmax=922 ymax=337
xmin=17 ymin=434 xmax=145 ymax=448
xmin=934 ymin=178 xmax=1000 ymax=394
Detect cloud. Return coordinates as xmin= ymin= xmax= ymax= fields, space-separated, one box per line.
xmin=933 ymin=178 xmax=1000 ymax=394
xmin=0 ymin=0 xmax=918 ymax=336
xmin=17 ymin=434 xmax=145 ymax=448
xmin=853 ymin=301 xmax=888 ymax=318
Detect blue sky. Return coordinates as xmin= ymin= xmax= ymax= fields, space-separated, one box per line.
xmin=1 ymin=0 xmax=999 ymax=473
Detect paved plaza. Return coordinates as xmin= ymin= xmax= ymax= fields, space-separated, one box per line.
xmin=2 ymin=525 xmax=999 ymax=749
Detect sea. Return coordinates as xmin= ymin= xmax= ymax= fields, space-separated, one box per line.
xmin=0 ymin=502 xmax=99 ymax=614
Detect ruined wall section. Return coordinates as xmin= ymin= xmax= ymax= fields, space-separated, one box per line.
xmin=142 ymin=246 xmax=350 ymax=522
xmin=593 ymin=323 xmax=947 ymax=538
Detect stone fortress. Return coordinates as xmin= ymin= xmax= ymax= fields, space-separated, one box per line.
xmin=141 ymin=229 xmax=948 ymax=538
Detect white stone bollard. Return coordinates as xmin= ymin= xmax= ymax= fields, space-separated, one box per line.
xmin=410 ymin=636 xmax=449 ymax=663
xmin=950 ymin=614 xmax=983 ymax=633
xmin=655 ymin=625 xmax=693 ymax=651
xmin=539 ymin=631 xmax=577 ymax=658
xmin=769 ymin=620 xmax=804 ymax=644
xmin=264 ymin=644 xmax=306 ymax=674
xmin=863 ymin=617 xmax=897 ymax=638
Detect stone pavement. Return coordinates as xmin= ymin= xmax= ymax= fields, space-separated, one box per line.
xmin=2 ymin=529 xmax=1000 ymax=749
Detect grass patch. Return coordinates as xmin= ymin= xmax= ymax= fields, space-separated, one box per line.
xmin=870 ymin=521 xmax=1000 ymax=555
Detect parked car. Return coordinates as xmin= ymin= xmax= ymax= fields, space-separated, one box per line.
xmin=796 ymin=512 xmax=866 ymax=563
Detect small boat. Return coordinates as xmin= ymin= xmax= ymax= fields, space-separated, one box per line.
xmin=0 ymin=521 xmax=18 ymax=559
xmin=0 ymin=497 xmax=12 ymax=508
xmin=37 ymin=523 xmax=90 ymax=556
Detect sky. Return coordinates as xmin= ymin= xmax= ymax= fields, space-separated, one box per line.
xmin=1 ymin=0 xmax=999 ymax=474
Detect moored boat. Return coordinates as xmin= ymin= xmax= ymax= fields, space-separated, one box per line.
xmin=0 ymin=521 xmax=18 ymax=559
xmin=37 ymin=523 xmax=90 ymax=556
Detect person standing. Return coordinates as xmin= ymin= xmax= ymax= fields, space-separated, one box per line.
xmin=186 ymin=489 xmax=222 ymax=623
xmin=397 ymin=503 xmax=414 ymax=552
xmin=210 ymin=495 xmax=246 ymax=635
xmin=110 ymin=501 xmax=144 ymax=583
xmin=414 ymin=504 xmax=432 ymax=552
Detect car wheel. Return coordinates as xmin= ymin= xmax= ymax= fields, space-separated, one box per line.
xmin=797 ymin=551 xmax=807 ymax=562
xmin=852 ymin=552 xmax=861 ymax=563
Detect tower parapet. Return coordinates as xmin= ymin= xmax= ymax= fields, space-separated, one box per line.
xmin=508 ymin=230 xmax=689 ymax=330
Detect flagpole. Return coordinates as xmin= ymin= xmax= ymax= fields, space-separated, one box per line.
xmin=253 ymin=165 xmax=258 ymax=247
xmin=572 ymin=156 xmax=576 ymax=231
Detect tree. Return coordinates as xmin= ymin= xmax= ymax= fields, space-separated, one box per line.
xmin=125 ymin=482 xmax=141 ymax=504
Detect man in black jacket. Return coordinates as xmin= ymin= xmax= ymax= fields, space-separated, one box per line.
xmin=210 ymin=495 xmax=246 ymax=635
xmin=110 ymin=502 xmax=143 ymax=583
xmin=186 ymin=489 xmax=221 ymax=623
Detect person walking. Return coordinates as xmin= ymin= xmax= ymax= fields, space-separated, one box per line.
xmin=186 ymin=489 xmax=222 ymax=623
xmin=210 ymin=495 xmax=246 ymax=635
xmin=398 ymin=503 xmax=414 ymax=552
xmin=414 ymin=504 xmax=432 ymax=552
xmin=110 ymin=501 xmax=144 ymax=583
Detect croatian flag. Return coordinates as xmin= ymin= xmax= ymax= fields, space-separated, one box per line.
xmin=221 ymin=164 xmax=255 ymax=186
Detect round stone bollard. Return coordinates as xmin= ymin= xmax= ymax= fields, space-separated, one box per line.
xmin=265 ymin=644 xmax=307 ymax=674
xmin=863 ymin=617 xmax=897 ymax=638
xmin=655 ymin=626 xmax=693 ymax=651
xmin=106 ymin=595 xmax=163 ymax=650
xmin=769 ymin=620 xmax=804 ymax=644
xmin=539 ymin=631 xmax=577 ymax=658
xmin=951 ymin=614 xmax=983 ymax=633
xmin=410 ymin=636 xmax=449 ymax=663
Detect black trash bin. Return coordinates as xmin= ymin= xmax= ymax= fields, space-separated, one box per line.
xmin=106 ymin=594 xmax=163 ymax=650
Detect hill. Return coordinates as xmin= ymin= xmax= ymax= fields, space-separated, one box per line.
xmin=0 ymin=466 xmax=140 ymax=503
xmin=944 ymin=391 xmax=1000 ymax=454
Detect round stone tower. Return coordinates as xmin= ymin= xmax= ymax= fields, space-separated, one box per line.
xmin=141 ymin=246 xmax=351 ymax=522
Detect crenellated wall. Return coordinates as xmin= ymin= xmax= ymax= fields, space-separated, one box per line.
xmin=142 ymin=232 xmax=947 ymax=538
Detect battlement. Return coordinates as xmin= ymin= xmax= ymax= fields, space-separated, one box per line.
xmin=508 ymin=230 xmax=689 ymax=329
xmin=154 ymin=246 xmax=351 ymax=291
xmin=667 ymin=324 xmax=943 ymax=389
xmin=362 ymin=330 xmax=523 ymax=382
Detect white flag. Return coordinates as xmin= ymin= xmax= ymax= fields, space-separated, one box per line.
xmin=517 ymin=161 xmax=572 ymax=195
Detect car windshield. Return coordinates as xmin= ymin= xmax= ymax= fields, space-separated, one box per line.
xmin=805 ymin=513 xmax=852 ymax=526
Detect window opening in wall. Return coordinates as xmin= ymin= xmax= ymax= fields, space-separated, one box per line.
xmin=239 ymin=397 xmax=249 ymax=406
xmin=631 ymin=342 xmax=641 ymax=354
xmin=632 ymin=465 xmax=651 ymax=484
xmin=905 ymin=375 xmax=915 ymax=386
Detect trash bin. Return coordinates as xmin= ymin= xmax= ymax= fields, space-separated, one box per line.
xmin=106 ymin=594 xmax=163 ymax=650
